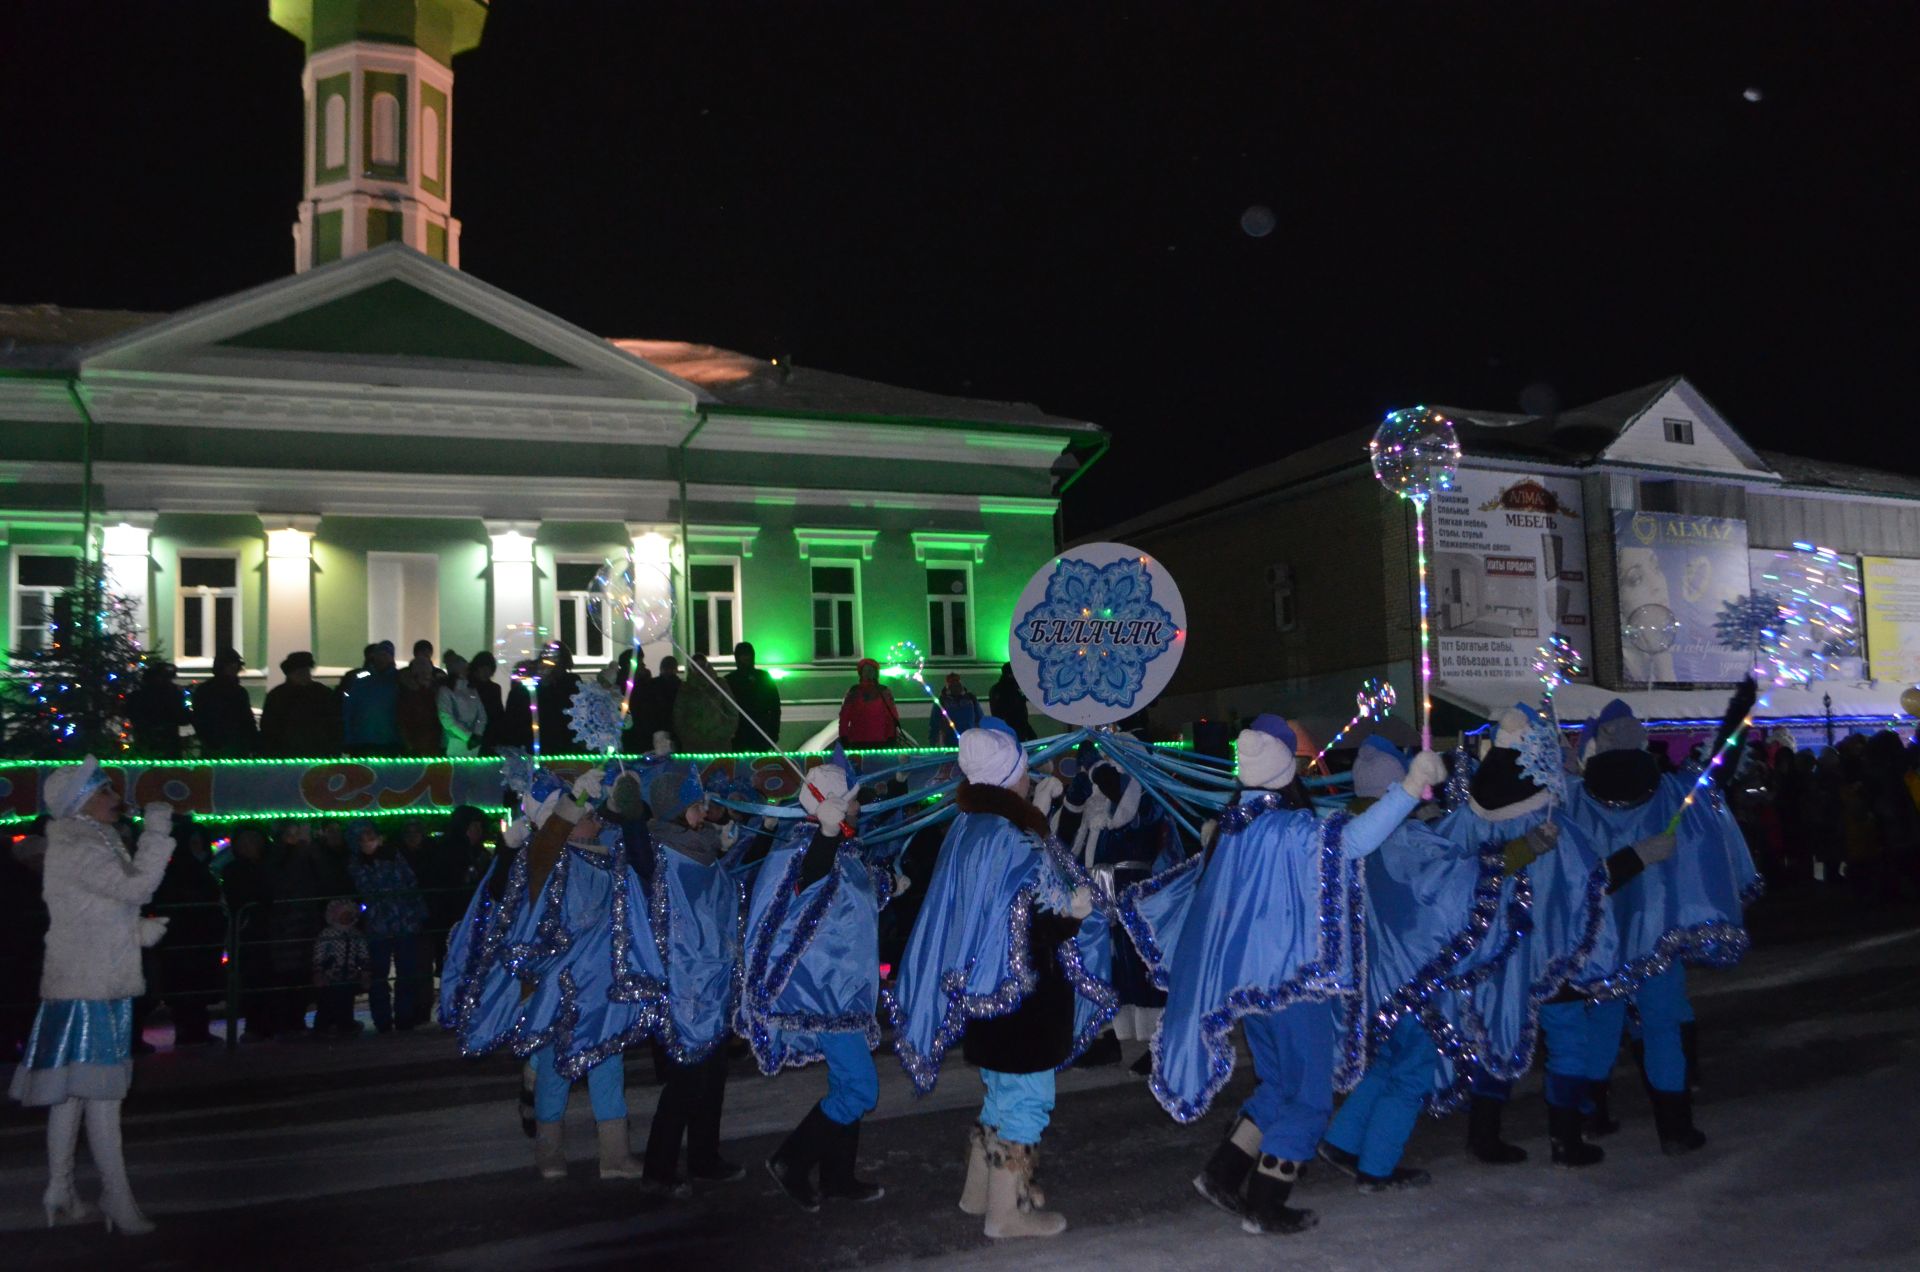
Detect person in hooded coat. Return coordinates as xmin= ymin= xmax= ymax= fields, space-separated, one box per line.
xmin=1119 ymin=714 xmax=1442 ymax=1236
xmin=749 ymin=763 xmax=892 ymax=1210
xmin=1560 ymin=691 xmax=1759 ymax=1155
xmin=887 ymin=718 xmax=1114 ymax=1240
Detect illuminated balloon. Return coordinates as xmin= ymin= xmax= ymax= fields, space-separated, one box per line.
xmin=629 ymin=562 xmax=675 ymax=645
xmin=494 ymin=621 xmax=548 ymax=668
xmin=1369 ymin=406 xmax=1461 ymax=503
xmin=1901 ymin=686 xmax=1920 ymax=718
xmin=589 ymin=560 xmax=638 ymax=638
xmin=1624 ymin=603 xmax=1679 ymax=655
xmin=886 ymin=639 xmax=927 ymax=679
xmin=1532 ymin=633 xmax=1584 ymax=691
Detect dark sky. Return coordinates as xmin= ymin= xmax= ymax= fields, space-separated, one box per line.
xmin=4 ymin=2 xmax=1914 ymax=534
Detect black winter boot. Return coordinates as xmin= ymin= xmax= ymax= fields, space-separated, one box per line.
xmin=1586 ymin=1079 xmax=1621 ymax=1137
xmin=1649 ymin=1090 xmax=1707 ymax=1156
xmin=1240 ymin=1156 xmax=1317 ymax=1235
xmin=1467 ymin=1095 xmax=1528 ymax=1164
xmin=1192 ymin=1115 xmax=1260 ymax=1216
xmin=1681 ymin=1021 xmax=1700 ymax=1093
xmin=819 ymin=1117 xmax=885 ymax=1202
xmin=1547 ymin=1102 xmax=1605 ymax=1168
xmin=1356 ymin=1166 xmax=1432 ymax=1192
xmin=1072 ymin=1031 xmax=1123 ymax=1068
xmin=766 ymin=1103 xmax=835 ymax=1211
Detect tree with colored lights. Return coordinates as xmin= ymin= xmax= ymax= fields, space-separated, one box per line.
xmin=2 ymin=559 xmax=148 ymax=758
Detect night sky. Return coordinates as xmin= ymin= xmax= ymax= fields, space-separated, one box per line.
xmin=3 ymin=2 xmax=1914 ymax=533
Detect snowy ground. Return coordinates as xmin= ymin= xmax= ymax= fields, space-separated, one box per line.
xmin=3 ymin=890 xmax=1917 ymax=1270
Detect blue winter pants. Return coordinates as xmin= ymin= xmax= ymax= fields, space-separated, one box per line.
xmin=980 ymin=1069 xmax=1055 ymax=1145
xmin=818 ymin=1032 xmax=879 ymax=1126
xmin=1631 ymin=966 xmax=1691 ymax=1093
xmin=1538 ymin=1000 xmax=1591 ymax=1109
xmin=1239 ymin=1001 xmax=1335 ymax=1163
xmin=1583 ymin=998 xmax=1629 ymax=1081
xmin=1323 ymin=1014 xmax=1434 ymax=1177
xmin=531 ymin=1045 xmax=628 ymax=1123
xmin=367 ymin=934 xmax=419 ymax=1030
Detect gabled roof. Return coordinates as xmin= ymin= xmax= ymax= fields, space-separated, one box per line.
xmin=0 ymin=305 xmax=166 ymax=370
xmin=1761 ymin=450 xmax=1920 ymax=501
xmin=613 ymin=338 xmax=1097 ymax=433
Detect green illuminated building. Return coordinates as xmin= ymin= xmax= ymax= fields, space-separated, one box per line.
xmin=0 ymin=2 xmax=1105 ymax=746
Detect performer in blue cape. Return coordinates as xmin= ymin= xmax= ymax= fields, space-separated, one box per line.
xmin=1055 ymin=756 xmax=1187 ymax=1068
xmin=625 ymin=763 xmax=747 ymax=1197
xmin=439 ymin=766 xmax=663 ymax=1182
xmin=1317 ymin=735 xmax=1508 ymax=1193
xmin=887 ymin=718 xmax=1115 ymax=1240
xmin=1119 ymin=713 xmax=1443 ymax=1237
xmin=751 ymin=762 xmax=892 ymax=1210
xmin=1560 ymin=690 xmax=1759 ymax=1156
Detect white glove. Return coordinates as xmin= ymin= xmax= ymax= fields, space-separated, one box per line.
xmin=138 ymin=916 xmax=170 ymax=947
xmin=892 ymin=870 xmax=912 ymax=899
xmin=1633 ymin=830 xmax=1676 ymax=866
xmin=1030 ymin=775 xmax=1065 ymax=817
xmin=1066 ymin=885 xmax=1095 ymax=920
xmin=1400 ymin=750 xmax=1448 ymax=796
xmin=1525 ymin=821 xmax=1560 ymax=856
xmin=142 ymin=801 xmax=174 ymax=826
xmin=571 ymin=769 xmax=606 ymax=802
xmin=502 ymin=815 xmax=532 ymax=850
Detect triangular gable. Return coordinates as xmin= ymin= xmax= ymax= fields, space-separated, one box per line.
xmin=1597 ymin=377 xmax=1775 ymax=478
xmin=80 ymin=244 xmax=709 ymax=403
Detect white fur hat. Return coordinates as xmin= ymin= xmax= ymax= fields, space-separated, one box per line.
xmin=43 ymin=755 xmax=110 ymax=820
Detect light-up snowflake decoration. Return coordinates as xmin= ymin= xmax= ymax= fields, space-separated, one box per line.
xmin=1515 ymin=715 xmax=1568 ymax=804
xmin=1014 ymin=556 xmax=1178 ymax=709
xmin=566 ymin=681 xmax=624 ymax=753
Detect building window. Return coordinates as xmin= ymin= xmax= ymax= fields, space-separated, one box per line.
xmin=553 ymin=559 xmax=609 ymax=663
xmin=11 ymin=553 xmax=78 ymax=653
xmin=323 ymin=94 xmax=347 ymax=170
xmin=689 ymin=559 xmax=741 ymax=660
xmin=1662 ymin=417 xmax=1695 ymax=445
xmin=926 ymin=564 xmax=972 ymax=658
xmin=175 ymin=553 xmax=240 ymax=666
xmin=366 ymin=552 xmax=438 ymax=657
xmin=420 ymin=105 xmax=440 ymax=184
xmin=370 ymin=92 xmax=399 ymax=167
xmin=1268 ymin=563 xmax=1297 ymax=632
xmin=811 ymin=562 xmax=860 ymax=661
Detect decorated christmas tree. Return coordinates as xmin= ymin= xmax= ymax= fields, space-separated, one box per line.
xmin=2 ymin=559 xmax=148 ymax=758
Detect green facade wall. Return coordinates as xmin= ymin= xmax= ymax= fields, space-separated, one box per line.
xmin=313 ymin=210 xmax=344 ymax=267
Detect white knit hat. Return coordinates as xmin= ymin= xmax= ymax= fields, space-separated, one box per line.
xmin=1236 ymin=714 xmax=1299 ymax=790
xmin=43 ymin=755 xmax=110 ymax=820
xmin=958 ymin=719 xmax=1026 ymax=788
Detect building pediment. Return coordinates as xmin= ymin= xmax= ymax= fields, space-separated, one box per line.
xmin=78 ymin=244 xmax=707 ymax=406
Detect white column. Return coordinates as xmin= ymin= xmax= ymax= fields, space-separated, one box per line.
xmin=262 ymin=517 xmax=319 ymax=687
xmin=488 ymin=521 xmax=539 ymax=662
xmin=628 ymin=525 xmax=677 ymax=674
xmin=99 ymin=518 xmax=155 ymax=647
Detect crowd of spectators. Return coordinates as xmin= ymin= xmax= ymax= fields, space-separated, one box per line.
xmin=1729 ymin=727 xmax=1920 ymax=903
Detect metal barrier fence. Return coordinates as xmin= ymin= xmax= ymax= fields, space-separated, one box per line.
xmin=0 ymin=887 xmax=477 ymax=1056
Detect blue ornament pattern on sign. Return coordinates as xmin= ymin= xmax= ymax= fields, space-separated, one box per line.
xmin=1014 ymin=557 xmax=1178 ymax=710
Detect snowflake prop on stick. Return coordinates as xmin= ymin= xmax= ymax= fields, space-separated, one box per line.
xmin=1370 ymin=406 xmax=1461 ymax=750
xmin=566 ymin=681 xmax=624 ymax=754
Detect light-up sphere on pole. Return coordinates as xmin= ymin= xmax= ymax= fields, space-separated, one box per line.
xmin=589 ymin=560 xmax=639 ymax=639
xmin=885 ymin=640 xmax=927 ymax=679
xmin=1624 ymin=603 xmax=1679 ymax=656
xmin=1369 ymin=406 xmax=1462 ymax=503
xmin=627 ymin=562 xmax=675 ymax=645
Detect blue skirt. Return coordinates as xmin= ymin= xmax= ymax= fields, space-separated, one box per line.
xmin=7 ymin=999 xmax=134 ymax=1106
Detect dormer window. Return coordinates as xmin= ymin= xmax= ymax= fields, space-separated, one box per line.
xmin=1662 ymin=417 xmax=1695 ymax=445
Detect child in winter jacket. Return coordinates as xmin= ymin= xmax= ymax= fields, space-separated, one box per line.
xmin=312 ymin=899 xmax=369 ymax=1037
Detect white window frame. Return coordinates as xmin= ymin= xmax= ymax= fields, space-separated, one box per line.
xmin=9 ymin=549 xmax=81 ymax=655
xmin=688 ymin=555 xmax=743 ymax=664
xmin=810 ymin=558 xmax=863 ymax=663
xmin=173 ymin=550 xmax=242 ymax=669
xmin=924 ymin=560 xmax=975 ymax=660
xmin=551 ymin=555 xmax=614 ymax=666
xmin=1662 ymin=417 xmax=1696 ymax=445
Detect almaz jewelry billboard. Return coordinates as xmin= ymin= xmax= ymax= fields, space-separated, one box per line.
xmin=1430 ymin=470 xmax=1591 ymax=685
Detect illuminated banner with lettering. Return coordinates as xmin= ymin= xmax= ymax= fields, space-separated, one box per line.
xmin=1614 ymin=510 xmax=1751 ymax=683
xmin=1862 ymin=555 xmax=1920 ymax=685
xmin=1430 ymin=470 xmax=1591 ymax=685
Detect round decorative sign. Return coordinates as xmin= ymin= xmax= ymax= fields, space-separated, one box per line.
xmin=1008 ymin=542 xmax=1187 ymax=727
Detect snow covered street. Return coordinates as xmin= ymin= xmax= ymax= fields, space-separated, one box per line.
xmin=4 ymin=892 xmax=1917 ymax=1271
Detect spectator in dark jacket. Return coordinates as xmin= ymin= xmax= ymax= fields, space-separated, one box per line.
xmin=192 ymin=647 xmax=259 ymax=756
xmin=397 ymin=639 xmax=446 ymax=756
xmin=493 ymin=660 xmax=537 ymax=751
xmin=930 ymin=673 xmax=984 ymax=747
xmin=724 ymin=641 xmax=782 ymax=750
xmin=221 ymin=827 xmax=280 ymax=1038
xmin=347 ymin=822 xmax=429 ymax=1032
xmin=342 ymin=641 xmax=401 ymax=754
xmin=152 ymin=818 xmax=226 ymax=1045
xmin=126 ymin=659 xmax=193 ymax=757
xmin=988 ymin=662 xmax=1036 ymax=742
xmin=633 ymin=656 xmax=681 ymax=751
xmin=259 ymin=650 xmax=342 ymax=756
xmin=534 ymin=642 xmax=582 ymax=753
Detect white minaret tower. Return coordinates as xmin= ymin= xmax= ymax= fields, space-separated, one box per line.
xmin=271 ymin=0 xmax=489 ymax=272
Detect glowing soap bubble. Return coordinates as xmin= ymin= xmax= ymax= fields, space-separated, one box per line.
xmin=1624 ymin=603 xmax=1678 ymax=655
xmin=1370 ymin=406 xmax=1461 ymax=503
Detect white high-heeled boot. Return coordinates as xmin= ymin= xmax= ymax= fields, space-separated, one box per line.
xmin=42 ymin=1099 xmax=96 ymax=1227
xmin=83 ymin=1098 xmax=153 ymax=1235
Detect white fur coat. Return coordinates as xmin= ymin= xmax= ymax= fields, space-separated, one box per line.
xmin=39 ymin=815 xmax=174 ymax=1000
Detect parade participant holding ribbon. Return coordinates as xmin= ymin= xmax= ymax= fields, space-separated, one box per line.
xmin=888 ymin=718 xmax=1115 ymax=1240
xmin=1121 ymin=714 xmax=1443 ymax=1237
xmin=752 ymin=760 xmax=892 ymax=1211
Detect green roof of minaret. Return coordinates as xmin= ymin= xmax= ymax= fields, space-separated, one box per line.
xmin=269 ymin=0 xmax=488 ymax=67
